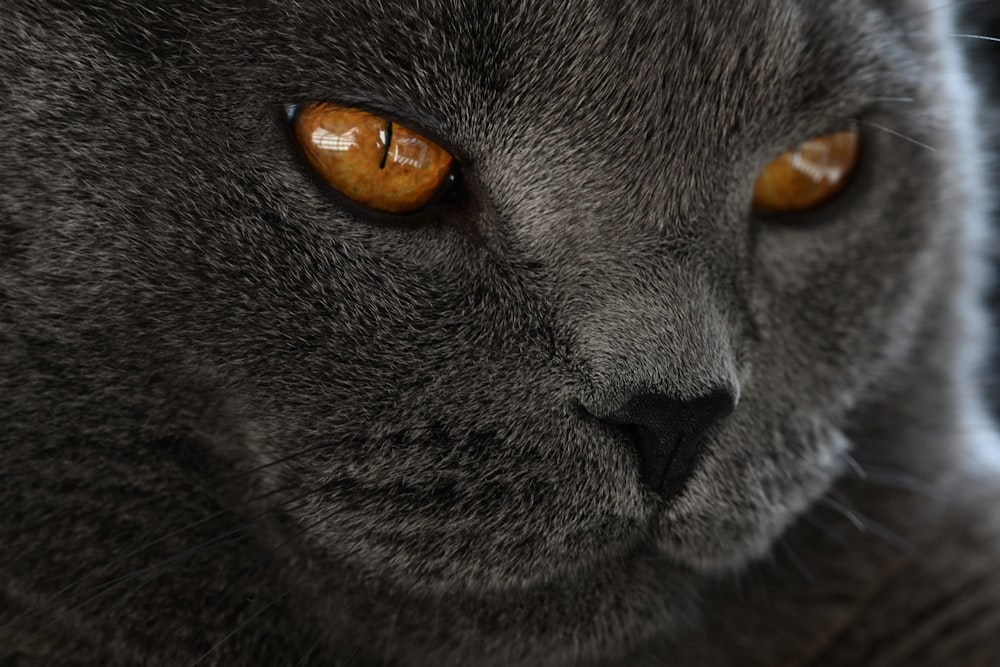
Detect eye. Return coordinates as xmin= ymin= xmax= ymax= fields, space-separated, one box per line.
xmin=751 ymin=127 xmax=860 ymax=213
xmin=291 ymin=102 xmax=455 ymax=215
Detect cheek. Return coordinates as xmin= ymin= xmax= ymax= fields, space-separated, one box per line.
xmin=748 ymin=216 xmax=940 ymax=411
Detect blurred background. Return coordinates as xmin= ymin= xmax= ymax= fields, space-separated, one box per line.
xmin=959 ymin=1 xmax=1000 ymax=400
xmin=963 ymin=1 xmax=1000 ymax=90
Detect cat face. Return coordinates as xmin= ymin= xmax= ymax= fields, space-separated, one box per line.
xmin=1 ymin=0 xmax=976 ymax=662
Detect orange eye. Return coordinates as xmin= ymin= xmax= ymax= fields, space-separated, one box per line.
xmin=292 ymin=103 xmax=455 ymax=214
xmin=752 ymin=128 xmax=860 ymax=213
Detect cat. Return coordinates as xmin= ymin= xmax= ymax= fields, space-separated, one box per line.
xmin=2 ymin=0 xmax=1000 ymax=665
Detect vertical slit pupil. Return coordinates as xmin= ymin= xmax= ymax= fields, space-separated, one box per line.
xmin=379 ymin=121 xmax=393 ymax=170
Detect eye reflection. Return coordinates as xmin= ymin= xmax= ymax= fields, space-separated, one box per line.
xmin=310 ymin=127 xmax=362 ymax=153
xmin=390 ymin=135 xmax=431 ymax=169
xmin=291 ymin=103 xmax=454 ymax=215
xmin=752 ymin=128 xmax=860 ymax=213
xmin=792 ymin=142 xmax=845 ymax=182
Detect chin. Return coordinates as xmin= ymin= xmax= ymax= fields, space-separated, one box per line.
xmin=657 ymin=431 xmax=849 ymax=573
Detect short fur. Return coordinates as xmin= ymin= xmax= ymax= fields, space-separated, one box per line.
xmin=2 ymin=1 xmax=999 ymax=665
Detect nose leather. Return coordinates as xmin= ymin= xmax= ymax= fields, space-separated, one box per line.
xmin=604 ymin=390 xmax=737 ymax=497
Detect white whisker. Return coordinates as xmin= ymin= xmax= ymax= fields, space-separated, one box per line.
xmin=819 ymin=497 xmax=867 ymax=532
xmin=950 ymin=34 xmax=1000 ymax=43
xmin=839 ymin=450 xmax=868 ymax=480
xmin=820 ymin=496 xmax=920 ymax=558
xmin=863 ymin=122 xmax=938 ymax=153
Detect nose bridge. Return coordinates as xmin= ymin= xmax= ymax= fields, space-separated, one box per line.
xmin=493 ymin=87 xmax=707 ymax=259
xmin=490 ymin=117 xmax=740 ymax=408
xmin=567 ymin=259 xmax=740 ymax=414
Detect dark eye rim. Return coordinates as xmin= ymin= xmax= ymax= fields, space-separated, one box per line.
xmin=278 ymin=101 xmax=467 ymax=227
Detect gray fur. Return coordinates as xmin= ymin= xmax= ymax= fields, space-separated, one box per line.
xmin=2 ymin=0 xmax=999 ymax=665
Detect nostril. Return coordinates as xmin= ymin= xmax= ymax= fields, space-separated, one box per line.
xmin=624 ymin=422 xmax=694 ymax=496
xmin=601 ymin=389 xmax=737 ymax=497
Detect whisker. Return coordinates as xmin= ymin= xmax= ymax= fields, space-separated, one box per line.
xmin=37 ymin=529 xmax=254 ymax=626
xmin=799 ymin=512 xmax=852 ymax=548
xmin=4 ymin=489 xmax=317 ymax=640
xmin=225 ymin=425 xmax=441 ymax=482
xmin=168 ymin=502 xmax=355 ymax=656
xmin=382 ymin=609 xmax=401 ymax=666
xmin=62 ymin=481 xmax=344 ymax=647
xmin=195 ymin=495 xmax=362 ymax=630
xmin=838 ymin=450 xmax=868 ymax=480
xmin=34 ymin=484 xmax=295 ymax=585
xmin=292 ymin=638 xmax=323 ymax=667
xmin=858 ymin=519 xmax=920 ymax=559
xmin=224 ymin=442 xmax=344 ymax=482
xmin=27 ymin=527 xmax=260 ymax=648
xmin=863 ymin=121 xmax=938 ymax=152
xmin=188 ymin=591 xmax=291 ymax=667
xmin=777 ymin=539 xmax=816 ymax=584
xmin=951 ymin=33 xmax=1000 ymax=43
xmin=0 ymin=490 xmax=301 ymax=638
xmin=378 ymin=578 xmax=429 ymax=665
xmin=341 ymin=646 xmax=364 ymax=667
xmin=835 ymin=454 xmax=948 ymax=500
xmin=818 ymin=495 xmax=920 ymax=558
xmin=1 ymin=443 xmax=340 ymax=541
xmin=852 ymin=465 xmax=949 ymax=501
xmin=818 ymin=496 xmax=867 ymax=532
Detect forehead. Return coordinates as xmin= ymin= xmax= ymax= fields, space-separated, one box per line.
xmin=253 ymin=0 xmax=917 ymax=210
xmin=270 ymin=0 xmax=909 ymax=122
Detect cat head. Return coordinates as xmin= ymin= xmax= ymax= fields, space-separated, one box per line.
xmin=1 ymin=0 xmax=984 ymax=662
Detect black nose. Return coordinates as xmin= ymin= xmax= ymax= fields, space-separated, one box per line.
xmin=603 ymin=390 xmax=737 ymax=497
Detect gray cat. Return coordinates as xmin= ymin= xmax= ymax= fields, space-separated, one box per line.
xmin=2 ymin=0 xmax=1000 ymax=665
